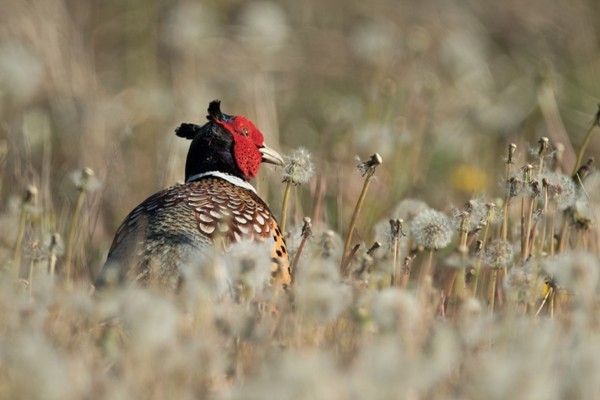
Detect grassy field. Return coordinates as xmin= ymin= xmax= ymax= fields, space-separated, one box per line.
xmin=1 ymin=0 xmax=600 ymax=398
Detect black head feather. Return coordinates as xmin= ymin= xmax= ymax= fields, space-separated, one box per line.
xmin=175 ymin=123 xmax=202 ymax=140
xmin=207 ymin=100 xmax=222 ymax=121
xmin=174 ymin=100 xmax=245 ymax=181
xmin=175 ymin=100 xmax=225 ymax=140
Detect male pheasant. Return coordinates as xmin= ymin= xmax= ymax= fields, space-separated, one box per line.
xmin=96 ymin=100 xmax=290 ymax=290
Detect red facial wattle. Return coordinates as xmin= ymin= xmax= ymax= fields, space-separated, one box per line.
xmin=231 ymin=135 xmax=262 ymax=179
xmin=216 ymin=116 xmax=265 ymax=180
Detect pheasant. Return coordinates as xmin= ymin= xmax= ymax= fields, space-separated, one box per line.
xmin=96 ymin=100 xmax=290 ymax=290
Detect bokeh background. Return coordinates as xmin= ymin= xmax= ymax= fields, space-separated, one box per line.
xmin=1 ymin=0 xmax=599 ymax=275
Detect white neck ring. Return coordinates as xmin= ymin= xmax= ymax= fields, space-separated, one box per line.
xmin=186 ymin=171 xmax=256 ymax=193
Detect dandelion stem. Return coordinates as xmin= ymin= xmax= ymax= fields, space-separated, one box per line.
xmin=523 ymin=196 xmax=535 ymax=261
xmin=558 ymin=217 xmax=570 ymax=253
xmin=520 ymin=197 xmax=526 ymax=259
xmin=65 ymin=187 xmax=86 ymax=283
xmin=489 ymin=269 xmax=498 ymax=313
xmin=28 ymin=245 xmax=36 ymax=296
xmin=354 ymin=241 xmax=380 ymax=278
xmin=502 ymin=198 xmax=510 ymax=242
xmin=291 ymin=217 xmax=312 ymax=283
xmin=549 ymin=207 xmax=556 ymax=256
xmin=521 ymin=165 xmax=534 ymax=261
xmin=537 ymin=137 xmax=549 ymax=176
xmin=65 ymin=168 xmax=96 ymax=284
xmin=389 ymin=219 xmax=402 ymax=287
xmin=48 ymin=233 xmax=60 ymax=278
xmin=572 ymin=105 xmax=600 ymax=177
xmin=454 ymin=268 xmax=465 ymax=307
xmin=13 ymin=186 xmax=37 ymax=279
xmin=550 ymin=289 xmax=555 ymax=318
xmin=535 ymin=286 xmax=552 ymax=317
xmin=13 ymin=205 xmax=28 ymax=279
xmin=443 ymin=269 xmax=457 ymax=308
xmin=342 ymin=154 xmax=381 ymax=270
xmin=501 ymin=144 xmax=516 ymax=241
xmin=418 ymin=249 xmax=434 ymax=293
xmin=391 ymin=239 xmax=399 ymax=286
xmin=454 ymin=212 xmax=470 ymax=300
xmin=399 ymin=255 xmax=414 ymax=289
xmin=537 ymin=185 xmax=549 ymax=256
xmin=473 ymin=226 xmax=490 ymax=297
xmin=342 ymin=173 xmax=372 ymax=260
xmin=280 ymin=181 xmax=293 ymax=234
xmin=340 ymin=244 xmax=361 ymax=276
xmin=281 ymin=147 xmax=314 ymax=234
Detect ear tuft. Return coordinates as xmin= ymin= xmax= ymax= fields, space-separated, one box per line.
xmin=175 ymin=123 xmax=201 ymax=139
xmin=207 ymin=100 xmax=222 ymax=121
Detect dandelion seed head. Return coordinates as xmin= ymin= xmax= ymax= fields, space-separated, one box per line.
xmin=21 ymin=185 xmax=42 ymax=216
xmin=522 ymin=163 xmax=534 ymax=181
xmin=483 ymin=239 xmax=513 ymax=269
xmin=461 ymin=199 xmax=484 ymax=229
xmin=504 ymin=176 xmax=526 ymax=198
xmin=505 ymin=143 xmax=517 ymax=164
xmin=295 ymin=280 xmax=352 ymax=323
xmin=353 ymin=337 xmax=408 ymax=395
xmin=233 ymin=352 xmax=348 ymax=400
xmin=70 ymin=167 xmax=101 ymax=192
xmin=356 ymin=153 xmax=382 ymax=176
xmin=310 ymin=229 xmax=344 ymax=261
xmin=214 ymin=302 xmax=271 ymax=341
xmin=24 ymin=185 xmax=38 ymax=204
xmin=295 ymin=256 xmax=340 ymax=284
xmin=541 ymin=171 xmax=577 ymax=211
xmin=458 ymin=298 xmax=488 ymax=348
xmin=411 ymin=209 xmax=454 ymax=250
xmin=284 ymin=223 xmax=305 ymax=254
xmin=223 ymin=240 xmax=273 ymax=295
xmin=543 ymin=252 xmax=600 ymax=298
xmin=45 ymin=233 xmax=64 ymax=256
xmin=373 ymin=218 xmax=408 ymax=254
xmin=444 ymin=251 xmax=476 ymax=269
xmin=461 ymin=198 xmax=501 ymax=230
xmin=6 ymin=334 xmax=77 ymax=400
xmin=504 ymin=263 xmax=538 ymax=306
xmin=282 ymin=147 xmax=314 ymax=185
xmin=538 ymin=136 xmax=549 ymax=155
xmin=371 ymin=288 xmax=419 ymax=333
xmin=460 ymin=297 xmax=483 ymax=320
xmin=574 ymin=195 xmax=595 ymax=222
xmin=392 ymin=198 xmax=429 ymax=221
xmin=352 ymin=250 xmax=375 ymax=279
xmin=119 ymin=288 xmax=179 ymax=353
xmin=0 ymin=44 xmax=44 ymax=102
xmin=294 ymin=254 xmax=350 ymax=322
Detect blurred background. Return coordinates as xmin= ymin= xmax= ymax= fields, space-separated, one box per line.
xmin=1 ymin=0 xmax=599 ymax=275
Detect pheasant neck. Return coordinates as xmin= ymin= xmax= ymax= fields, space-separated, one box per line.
xmin=186 ymin=171 xmax=257 ymax=193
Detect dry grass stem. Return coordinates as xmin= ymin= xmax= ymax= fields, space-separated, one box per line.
xmin=342 ymin=153 xmax=382 ymax=269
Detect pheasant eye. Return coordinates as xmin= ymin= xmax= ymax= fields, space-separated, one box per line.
xmin=240 ymin=126 xmax=249 ymax=137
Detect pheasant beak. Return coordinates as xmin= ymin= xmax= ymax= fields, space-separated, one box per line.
xmin=259 ymin=145 xmax=284 ymax=166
